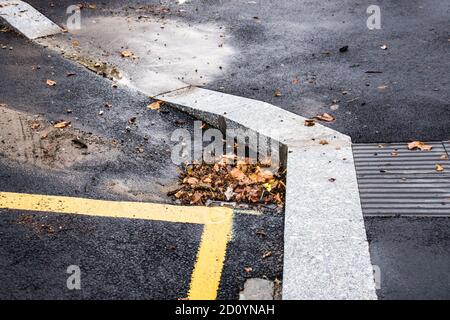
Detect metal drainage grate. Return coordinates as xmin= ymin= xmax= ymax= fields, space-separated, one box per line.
xmin=353 ymin=141 xmax=450 ymax=217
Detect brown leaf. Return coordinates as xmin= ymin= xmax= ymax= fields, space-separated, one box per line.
xmin=319 ymin=140 xmax=329 ymax=145
xmin=53 ymin=121 xmax=71 ymax=129
xmin=257 ymin=169 xmax=274 ymax=181
xmin=314 ymin=113 xmax=335 ymax=122
xmin=262 ymin=251 xmax=272 ymax=259
xmin=407 ymin=141 xmax=433 ymax=151
xmin=147 ymin=101 xmax=162 ymax=110
xmin=30 ymin=121 xmax=40 ymax=130
xmin=191 ymin=192 xmax=203 ymax=204
xmin=435 ymin=164 xmax=444 ymax=172
xmin=440 ymin=154 xmax=449 ymax=160
xmin=174 ymin=190 xmax=184 ymax=199
xmin=185 ymin=177 xmax=199 ymax=185
xmin=304 ymin=119 xmax=315 ymax=127
xmin=274 ymin=89 xmax=282 ymax=97
xmin=230 ymin=168 xmax=247 ymax=181
xmin=46 ymin=79 xmax=56 ymax=86
xmin=120 ymin=50 xmax=134 ymax=58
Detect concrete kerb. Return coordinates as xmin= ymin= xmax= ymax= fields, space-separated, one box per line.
xmin=2 ymin=1 xmax=378 ymax=300
xmin=157 ymin=87 xmax=378 ymax=300
xmin=0 ymin=0 xmax=62 ymax=39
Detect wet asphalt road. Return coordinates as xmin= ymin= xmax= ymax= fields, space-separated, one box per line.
xmin=366 ymin=217 xmax=450 ymax=300
xmin=0 ymin=31 xmax=284 ymax=299
xmin=26 ymin=0 xmax=450 ymax=143
xmin=1 ymin=1 xmax=449 ymax=300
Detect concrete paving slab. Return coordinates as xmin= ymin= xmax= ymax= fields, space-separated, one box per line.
xmin=239 ymin=278 xmax=274 ymax=301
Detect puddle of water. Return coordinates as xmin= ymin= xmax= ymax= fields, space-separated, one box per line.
xmin=69 ymin=16 xmax=236 ymax=94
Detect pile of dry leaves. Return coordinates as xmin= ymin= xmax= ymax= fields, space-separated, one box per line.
xmin=172 ymin=157 xmax=286 ymax=207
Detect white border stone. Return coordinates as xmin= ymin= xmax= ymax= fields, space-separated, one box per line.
xmin=157 ymin=87 xmax=377 ymax=300
xmin=0 ymin=0 xmax=62 ymax=39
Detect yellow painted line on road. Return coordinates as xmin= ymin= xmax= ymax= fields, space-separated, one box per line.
xmin=0 ymin=191 xmax=233 ymax=300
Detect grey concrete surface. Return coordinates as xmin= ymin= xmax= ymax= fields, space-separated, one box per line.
xmin=0 ymin=0 xmax=62 ymax=39
xmin=239 ymin=278 xmax=274 ymax=300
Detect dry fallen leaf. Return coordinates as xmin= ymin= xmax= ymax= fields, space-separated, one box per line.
xmin=378 ymin=85 xmax=388 ymax=90
xmin=46 ymin=79 xmax=56 ymax=86
xmin=53 ymin=121 xmax=71 ymax=129
xmin=440 ymin=154 xmax=449 ymax=160
xmin=173 ymin=156 xmax=285 ymax=206
xmin=185 ymin=177 xmax=199 ymax=185
xmin=408 ymin=141 xmax=433 ymax=151
xmin=147 ymin=101 xmax=162 ymax=110
xmin=0 ymin=26 xmax=12 ymax=33
xmin=120 ymin=50 xmax=134 ymax=58
xmin=244 ymin=267 xmax=253 ymax=273
xmin=230 ymin=167 xmax=247 ymax=182
xmin=380 ymin=44 xmax=388 ymax=50
xmin=191 ymin=192 xmax=203 ymax=205
xmin=262 ymin=251 xmax=273 ymax=259
xmin=304 ymin=119 xmax=315 ymax=127
xmin=319 ymin=140 xmax=329 ymax=145
xmin=30 ymin=121 xmax=40 ymax=130
xmin=314 ymin=113 xmax=335 ymax=122
xmin=435 ymin=164 xmax=444 ymax=172
xmin=274 ymin=89 xmax=282 ymax=97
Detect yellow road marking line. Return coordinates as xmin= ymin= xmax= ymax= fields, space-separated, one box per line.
xmin=0 ymin=192 xmax=233 ymax=300
xmin=189 ymin=217 xmax=233 ymax=300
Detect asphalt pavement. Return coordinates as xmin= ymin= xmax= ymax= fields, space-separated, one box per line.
xmin=366 ymin=217 xmax=450 ymax=300
xmin=26 ymin=0 xmax=450 ymax=143
xmin=0 ymin=30 xmax=284 ymax=299
xmin=1 ymin=0 xmax=449 ymax=300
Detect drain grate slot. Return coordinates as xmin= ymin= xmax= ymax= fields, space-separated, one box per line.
xmin=353 ymin=142 xmax=450 ymax=217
